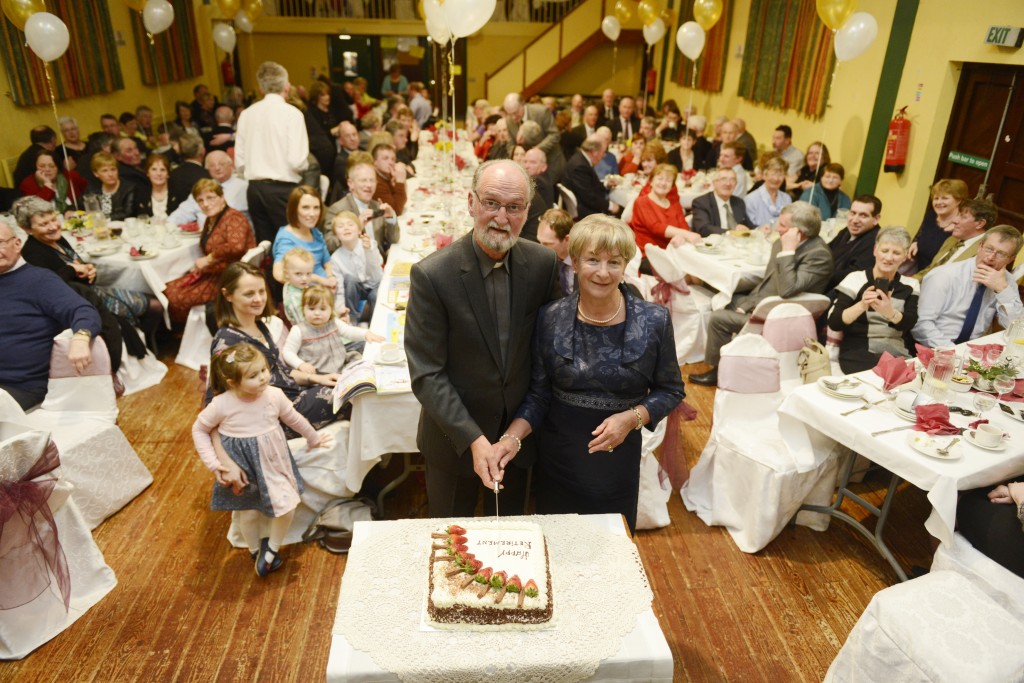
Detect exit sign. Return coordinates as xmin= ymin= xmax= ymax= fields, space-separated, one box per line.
xmin=986 ymin=26 xmax=1023 ymax=48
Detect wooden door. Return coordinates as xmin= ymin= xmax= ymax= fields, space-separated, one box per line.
xmin=936 ymin=63 xmax=1024 ymax=231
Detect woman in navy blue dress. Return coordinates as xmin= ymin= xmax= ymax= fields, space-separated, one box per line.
xmin=498 ymin=215 xmax=685 ymax=532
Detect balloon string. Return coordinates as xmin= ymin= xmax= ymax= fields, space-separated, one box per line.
xmin=42 ymin=62 xmax=76 ymax=208
xmin=687 ymin=59 xmax=697 ymax=136
xmin=147 ymin=29 xmax=169 ymax=147
xmin=612 ymin=43 xmax=617 ymax=75
xmin=809 ymin=46 xmax=839 ymax=210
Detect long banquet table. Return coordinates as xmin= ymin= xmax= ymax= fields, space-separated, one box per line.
xmin=778 ymin=333 xmax=1024 ymax=580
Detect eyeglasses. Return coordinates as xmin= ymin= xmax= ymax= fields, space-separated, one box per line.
xmin=980 ymin=244 xmax=1014 ymax=261
xmin=474 ymin=192 xmax=527 ymax=216
xmin=0 ymin=236 xmax=18 ymax=247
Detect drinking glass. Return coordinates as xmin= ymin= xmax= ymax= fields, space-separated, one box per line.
xmin=973 ymin=392 xmax=997 ymax=415
xmin=993 ymin=375 xmax=1016 ymax=398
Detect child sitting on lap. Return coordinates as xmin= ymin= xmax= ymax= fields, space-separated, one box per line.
xmin=283 ymin=284 xmax=384 ymax=375
xmin=329 ymin=211 xmax=383 ymax=318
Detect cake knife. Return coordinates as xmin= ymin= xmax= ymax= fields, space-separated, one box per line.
xmin=494 ymin=479 xmax=500 ymax=519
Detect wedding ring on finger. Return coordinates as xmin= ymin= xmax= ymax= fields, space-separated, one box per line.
xmin=607 ymin=446 xmax=614 ymax=452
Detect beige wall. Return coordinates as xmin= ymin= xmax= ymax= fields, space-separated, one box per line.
xmin=546 ymin=43 xmax=644 ymax=97
xmin=0 ymin=1 xmax=218 ymax=169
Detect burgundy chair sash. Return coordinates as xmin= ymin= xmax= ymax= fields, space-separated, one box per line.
xmin=0 ymin=438 xmax=70 ymax=611
xmin=651 ymin=276 xmax=690 ymax=308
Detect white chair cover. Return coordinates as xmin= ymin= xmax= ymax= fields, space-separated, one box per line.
xmin=824 ymin=571 xmax=1024 ymax=683
xmin=0 ymin=388 xmax=25 ymax=422
xmin=556 ymin=183 xmax=579 ymax=219
xmin=646 ymin=245 xmax=713 ymax=364
xmin=226 ymin=420 xmax=354 ymax=548
xmin=739 ymin=293 xmax=831 ymax=336
xmin=932 ymin=532 xmax=1024 ymax=622
xmin=0 ymin=424 xmax=117 ymax=660
xmin=681 ymin=335 xmax=838 ymax=552
xmin=175 ymin=305 xmax=213 ymax=371
xmin=38 ymin=331 xmax=118 ymax=423
xmin=116 ymin=330 xmax=168 ymax=396
xmin=763 ymin=302 xmax=816 ymax=388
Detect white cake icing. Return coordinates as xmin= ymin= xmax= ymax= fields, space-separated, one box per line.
xmin=427 ymin=520 xmax=553 ymax=628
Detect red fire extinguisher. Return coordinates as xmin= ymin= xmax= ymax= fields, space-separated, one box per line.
xmin=221 ymin=55 xmax=235 ymax=87
xmin=884 ymin=106 xmax=910 ymax=173
xmin=646 ymin=68 xmax=657 ymax=94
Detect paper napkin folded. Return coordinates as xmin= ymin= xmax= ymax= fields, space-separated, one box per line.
xmin=913 ymin=404 xmax=960 ymax=435
xmin=872 ymin=352 xmax=916 ymax=391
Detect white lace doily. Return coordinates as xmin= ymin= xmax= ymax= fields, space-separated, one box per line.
xmin=334 ymin=514 xmax=653 ymax=682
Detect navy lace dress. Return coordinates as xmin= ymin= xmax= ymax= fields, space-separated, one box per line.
xmin=210 ymin=321 xmax=337 ymax=431
xmin=516 ymin=287 xmax=684 ymax=532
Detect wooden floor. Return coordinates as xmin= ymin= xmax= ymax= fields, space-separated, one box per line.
xmin=2 ymin=347 xmax=935 ymax=682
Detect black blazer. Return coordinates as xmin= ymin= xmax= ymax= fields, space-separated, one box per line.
xmin=167 ymin=162 xmax=210 ymax=214
xmin=563 ymin=150 xmax=607 ymax=219
xmin=610 ymin=116 xmax=641 ymax=141
xmin=21 ymin=235 xmax=80 ymax=282
xmin=86 ymin=181 xmax=136 ymax=221
xmin=405 ymin=234 xmax=558 ymax=473
xmin=533 ymin=171 xmax=555 ymax=208
xmin=689 ymin=191 xmax=753 ymax=237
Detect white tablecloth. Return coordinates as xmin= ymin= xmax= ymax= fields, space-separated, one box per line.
xmin=669 ymin=242 xmax=766 ymax=309
xmin=778 ymin=344 xmax=1024 ymax=545
xmin=326 ymin=514 xmax=673 ymax=682
xmin=85 ymin=234 xmax=201 ymax=295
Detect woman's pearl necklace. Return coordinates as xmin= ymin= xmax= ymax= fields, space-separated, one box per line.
xmin=578 ymin=292 xmax=623 ymax=325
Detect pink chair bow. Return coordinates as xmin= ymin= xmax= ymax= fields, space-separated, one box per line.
xmin=650 ymin=276 xmax=690 ymax=307
xmin=0 ymin=432 xmax=70 ymax=611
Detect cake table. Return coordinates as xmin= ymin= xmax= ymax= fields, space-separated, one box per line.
xmin=326 ymin=514 xmax=673 ymax=682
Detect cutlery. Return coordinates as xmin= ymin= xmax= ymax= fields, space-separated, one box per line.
xmin=936 ymin=438 xmax=960 ymax=456
xmin=840 ymin=398 xmax=889 ymax=416
xmin=823 ymin=378 xmax=858 ymax=391
xmin=871 ymin=425 xmax=916 ymax=436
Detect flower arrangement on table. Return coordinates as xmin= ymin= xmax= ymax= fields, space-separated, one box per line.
xmin=966 ymin=356 xmax=1016 ymax=382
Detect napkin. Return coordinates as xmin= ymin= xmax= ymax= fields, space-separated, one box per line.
xmin=966 ymin=342 xmax=1004 ymax=358
xmin=433 ymin=233 xmax=452 ymax=250
xmin=913 ymin=404 xmax=960 ymax=435
xmin=454 ymin=155 xmax=466 ymax=171
xmin=914 ymin=344 xmax=933 ymax=370
xmin=1001 ymin=378 xmax=1024 ymax=403
xmin=872 ymin=352 xmax=917 ymax=391
xmin=179 ymin=221 xmax=200 ymax=233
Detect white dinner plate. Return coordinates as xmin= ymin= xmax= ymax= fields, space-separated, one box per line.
xmin=894 ymin=406 xmax=917 ymax=422
xmin=817 ymin=377 xmax=865 ymax=399
xmin=906 ymin=433 xmax=962 ymax=461
xmin=87 ymin=243 xmax=120 ymax=256
xmin=695 ymin=245 xmax=723 ymax=255
xmin=962 ymin=430 xmax=1008 ymax=451
xmin=129 ymin=251 xmax=158 ymax=261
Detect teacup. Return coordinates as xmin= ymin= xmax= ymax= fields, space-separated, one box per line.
xmin=379 ymin=342 xmax=403 ymax=364
xmin=973 ymin=423 xmax=1003 ymax=448
xmin=895 ymin=390 xmax=917 ymax=413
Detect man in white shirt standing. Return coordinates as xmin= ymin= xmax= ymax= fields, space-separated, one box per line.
xmin=914 ymin=225 xmax=1024 ymax=348
xmin=234 ymin=61 xmax=309 ymax=244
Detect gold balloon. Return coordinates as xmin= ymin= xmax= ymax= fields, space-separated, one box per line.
xmin=416 ymin=0 xmax=424 ymax=20
xmin=1 ymin=0 xmax=45 ymax=31
xmin=612 ymin=0 xmax=633 ymax=25
xmin=815 ymin=0 xmax=856 ymax=31
xmin=693 ymin=0 xmax=723 ymax=31
xmin=123 ymin=0 xmax=147 ymax=11
xmin=659 ymin=8 xmax=672 ymax=26
xmin=638 ymin=0 xmax=660 ymax=26
xmin=216 ymin=0 xmax=241 ymax=19
xmin=242 ymin=0 xmax=264 ymax=21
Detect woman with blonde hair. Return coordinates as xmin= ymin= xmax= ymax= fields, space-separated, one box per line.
xmin=907 ymin=178 xmax=970 ymax=271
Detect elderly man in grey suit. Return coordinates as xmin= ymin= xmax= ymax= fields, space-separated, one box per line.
xmin=503 ymin=93 xmax=560 ymax=167
xmin=689 ymin=201 xmax=834 ymax=386
xmin=405 ymin=159 xmax=559 ymax=517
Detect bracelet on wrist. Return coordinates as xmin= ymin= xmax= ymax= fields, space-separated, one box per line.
xmin=499 ymin=432 xmax=522 ymax=453
xmin=73 ymin=329 xmax=92 ymax=339
xmin=630 ymin=407 xmax=644 ymax=431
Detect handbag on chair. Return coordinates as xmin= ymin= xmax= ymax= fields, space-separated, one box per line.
xmin=797 ymin=338 xmax=831 ymax=384
xmin=301 ymin=497 xmax=377 ymax=554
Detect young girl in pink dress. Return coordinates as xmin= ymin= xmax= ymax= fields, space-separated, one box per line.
xmin=192 ymin=342 xmax=332 ymax=577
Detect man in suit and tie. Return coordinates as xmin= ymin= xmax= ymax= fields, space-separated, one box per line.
xmin=565 ymin=105 xmax=599 ymax=158
xmin=523 ymin=147 xmax=555 ymax=207
xmin=564 ymin=135 xmax=614 ymax=219
xmin=405 ymin=160 xmax=559 ymax=517
xmin=537 ymin=207 xmax=575 ymax=297
xmin=827 ymin=194 xmax=882 ymax=292
xmin=569 ymin=94 xmax=585 ymax=128
xmin=914 ymin=198 xmax=996 ymax=281
xmin=689 ymin=201 xmax=834 ymax=385
xmin=689 ymin=167 xmax=753 ymax=237
xmin=914 ymin=225 xmax=1023 ymax=348
xmin=518 ymin=120 xmax=566 ymax=184
xmin=598 ymin=88 xmax=617 ymax=128
xmin=610 ymin=97 xmax=641 ymax=142
xmin=166 ymin=134 xmax=209 ymax=213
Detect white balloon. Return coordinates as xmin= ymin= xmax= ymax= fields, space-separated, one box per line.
xmin=675 ymin=21 xmax=706 ymax=60
xmin=834 ymin=12 xmax=878 ymax=62
xmin=642 ymin=17 xmax=666 ymax=46
xmin=442 ymin=0 xmax=495 ymax=38
xmin=143 ymin=0 xmax=175 ymax=35
xmin=24 ymin=12 xmax=69 ymax=63
xmin=422 ymin=0 xmax=449 ymax=45
xmin=234 ymin=12 xmax=253 ymax=33
xmin=601 ymin=15 xmax=621 ymax=42
xmin=213 ymin=23 xmax=236 ymax=52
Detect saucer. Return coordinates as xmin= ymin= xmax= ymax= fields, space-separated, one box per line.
xmin=906 ymin=433 xmax=962 ymax=460
xmin=375 ymin=355 xmax=406 ymax=366
xmin=87 ymin=243 xmax=120 ymax=256
xmin=817 ymin=377 xmax=865 ymax=399
xmin=963 ymin=430 xmax=1008 ymax=451
xmin=129 ymin=251 xmax=158 ymax=261
xmin=894 ymin=406 xmax=917 ymax=422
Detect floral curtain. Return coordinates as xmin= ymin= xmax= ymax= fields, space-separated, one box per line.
xmin=737 ymin=0 xmax=836 ymax=118
xmin=0 ymin=1 xmax=123 ymax=107
xmin=131 ymin=0 xmax=203 ymax=85
xmin=672 ymin=0 xmax=732 ymax=93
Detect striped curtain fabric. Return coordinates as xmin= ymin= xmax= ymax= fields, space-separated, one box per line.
xmin=0 ymin=2 xmax=123 ymax=107
xmin=673 ymin=0 xmax=732 ymax=93
xmin=131 ymin=0 xmax=203 ymax=85
xmin=737 ymin=0 xmax=836 ymax=118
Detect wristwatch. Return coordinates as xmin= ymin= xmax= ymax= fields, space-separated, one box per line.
xmin=73 ymin=329 xmax=92 ymax=339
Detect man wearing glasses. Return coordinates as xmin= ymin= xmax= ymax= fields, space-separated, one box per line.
xmin=914 ymin=225 xmax=1024 ymax=348
xmin=405 ymin=160 xmax=559 ymax=518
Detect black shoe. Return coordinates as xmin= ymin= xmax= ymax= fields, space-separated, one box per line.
xmin=688 ymin=369 xmax=718 ymax=386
